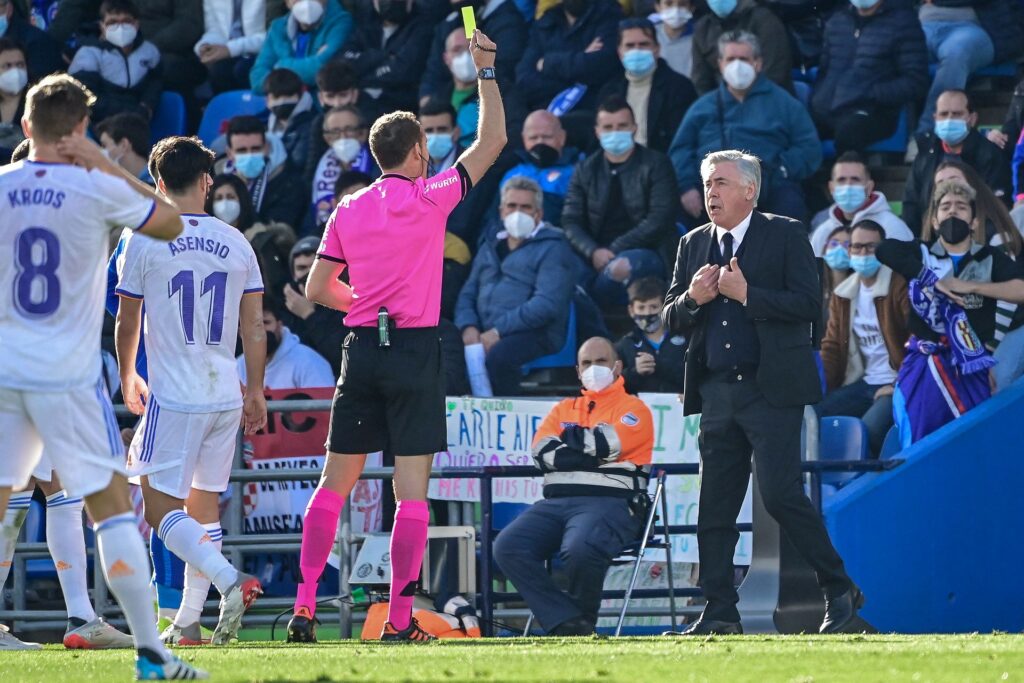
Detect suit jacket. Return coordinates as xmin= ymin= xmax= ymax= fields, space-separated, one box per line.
xmin=663 ymin=211 xmax=822 ymax=415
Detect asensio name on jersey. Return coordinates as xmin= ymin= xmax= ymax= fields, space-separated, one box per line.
xmin=115 ymin=213 xmax=263 ymax=413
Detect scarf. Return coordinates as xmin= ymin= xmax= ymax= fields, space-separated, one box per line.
xmin=908 ymin=266 xmax=995 ymax=374
xmin=311 ymin=146 xmax=374 ymax=227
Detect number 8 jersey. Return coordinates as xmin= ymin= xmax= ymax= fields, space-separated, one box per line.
xmin=116 ymin=213 xmax=263 ymax=412
xmin=0 ymin=160 xmax=157 ymax=391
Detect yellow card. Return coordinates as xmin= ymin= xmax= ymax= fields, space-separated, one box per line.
xmin=461 ymin=6 xmax=476 ymax=39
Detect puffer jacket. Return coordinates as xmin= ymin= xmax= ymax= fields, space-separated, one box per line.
xmin=454 ymin=225 xmax=577 ymax=351
xmin=561 ymin=144 xmax=678 ymax=261
xmin=812 ymin=0 xmax=928 ymax=120
xmin=691 ymin=0 xmax=793 ymax=94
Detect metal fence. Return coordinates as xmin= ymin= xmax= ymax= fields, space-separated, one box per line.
xmin=1 ymin=398 xmax=901 ymax=638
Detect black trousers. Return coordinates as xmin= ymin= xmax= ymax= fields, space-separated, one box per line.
xmin=830 ymin=106 xmax=902 ymax=155
xmin=696 ymin=378 xmax=851 ymax=622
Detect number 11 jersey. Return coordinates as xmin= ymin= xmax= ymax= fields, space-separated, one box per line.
xmin=116 ymin=213 xmax=263 ymax=413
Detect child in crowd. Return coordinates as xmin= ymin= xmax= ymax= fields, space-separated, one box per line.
xmin=615 ymin=277 xmax=687 ymax=394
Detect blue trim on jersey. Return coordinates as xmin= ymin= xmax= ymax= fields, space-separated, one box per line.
xmin=140 ymin=398 xmax=160 ymax=464
xmin=95 ymin=378 xmax=122 ymax=459
xmin=180 ymin=213 xmax=209 ymax=217
xmin=132 ymin=199 xmax=157 ymax=231
xmin=242 ymin=287 xmax=264 ymax=294
xmin=114 ymin=288 xmax=144 ymax=300
xmin=106 ymin=235 xmax=148 ymax=381
xmin=24 ymin=160 xmax=72 ymax=167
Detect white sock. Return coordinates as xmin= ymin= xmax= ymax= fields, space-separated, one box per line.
xmin=0 ymin=492 xmax=32 ymax=588
xmin=157 ymin=511 xmax=237 ymax=594
xmin=95 ymin=513 xmax=168 ymax=658
xmin=46 ymin=491 xmax=96 ymax=623
xmin=174 ymin=523 xmax=222 ymax=627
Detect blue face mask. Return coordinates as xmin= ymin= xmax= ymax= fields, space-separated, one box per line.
xmin=426 ymin=133 xmax=453 ymax=160
xmin=823 ymin=245 xmax=850 ymax=271
xmin=707 ymin=0 xmax=737 ymax=17
xmin=934 ymin=118 xmax=969 ymax=145
xmin=599 ymin=130 xmax=634 ymax=156
xmin=850 ymin=254 xmax=881 ymax=278
xmin=849 ymin=0 xmax=877 ymax=9
xmin=832 ymin=184 xmax=867 ymax=214
xmin=234 ymin=152 xmax=266 ymax=179
xmin=622 ymin=49 xmax=656 ymax=77
xmin=0 ymin=16 xmax=7 ymax=35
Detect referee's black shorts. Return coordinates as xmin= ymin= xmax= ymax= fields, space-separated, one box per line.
xmin=326 ymin=326 xmax=447 ymax=456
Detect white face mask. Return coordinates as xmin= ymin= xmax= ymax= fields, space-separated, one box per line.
xmin=0 ymin=67 xmax=27 ymax=95
xmin=581 ymin=364 xmax=615 ymax=392
xmin=503 ymin=210 xmax=536 ymax=239
xmin=213 ymin=198 xmax=242 ymax=225
xmin=292 ymin=0 xmax=325 ymax=25
xmin=332 ymin=138 xmax=362 ymax=164
xmin=451 ymin=50 xmax=477 ymax=83
xmin=722 ymin=59 xmax=756 ymax=90
xmin=105 ymin=23 xmax=138 ymax=48
xmin=660 ymin=6 xmax=692 ymax=28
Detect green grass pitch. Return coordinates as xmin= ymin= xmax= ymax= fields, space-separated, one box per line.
xmin=3 ymin=635 xmax=1024 ymax=682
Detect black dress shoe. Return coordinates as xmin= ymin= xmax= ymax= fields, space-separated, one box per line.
xmin=286 ymin=608 xmax=317 ymax=643
xmin=820 ymin=585 xmax=865 ymax=634
xmin=663 ymin=617 xmax=743 ymax=636
xmin=548 ymin=616 xmax=595 ymax=636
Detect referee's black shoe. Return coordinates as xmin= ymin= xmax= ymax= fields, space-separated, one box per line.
xmin=286 ymin=608 xmax=317 ymax=643
xmin=820 ymin=585 xmax=865 ymax=634
xmin=663 ymin=617 xmax=743 ymax=636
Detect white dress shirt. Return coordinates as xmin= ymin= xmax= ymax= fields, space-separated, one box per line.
xmin=714 ymin=210 xmax=753 ymax=255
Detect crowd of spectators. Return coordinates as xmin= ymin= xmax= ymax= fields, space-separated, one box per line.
xmin=3 ymin=0 xmax=1024 ymax=447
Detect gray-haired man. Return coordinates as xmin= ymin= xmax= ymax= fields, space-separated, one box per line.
xmin=662 ymin=150 xmax=862 ymax=636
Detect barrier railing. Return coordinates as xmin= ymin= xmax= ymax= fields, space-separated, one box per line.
xmin=2 ymin=399 xmax=901 ymax=637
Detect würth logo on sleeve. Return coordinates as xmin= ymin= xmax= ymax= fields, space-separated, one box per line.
xmin=621 ymin=413 xmax=639 ymax=426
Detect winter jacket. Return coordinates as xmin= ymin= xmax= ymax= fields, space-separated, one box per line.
xmin=454 ymin=225 xmax=577 ymax=350
xmin=279 ymin=302 xmax=347 ymax=376
xmin=419 ymin=0 xmax=528 ymax=100
xmin=531 ymin=377 xmax=653 ymax=499
xmin=563 ymin=144 xmax=679 ymax=261
xmin=236 ymin=326 xmax=335 ymax=389
xmin=267 ymin=91 xmax=316 ymax=174
xmin=514 ymin=0 xmax=623 ymax=111
xmin=820 ymin=267 xmax=910 ymax=391
xmin=136 ymin=0 xmax=204 ymax=61
xmin=669 ymin=76 xmax=821 ymax=193
xmin=812 ymin=1 xmax=928 ymax=120
xmin=615 ymin=327 xmax=687 ymax=394
xmin=249 ymin=0 xmax=353 ymax=92
xmin=195 ymin=0 xmax=267 ymax=58
xmin=340 ymin=1 xmax=434 ymax=115
xmin=215 ymin=134 xmax=308 ymax=231
xmin=596 ymin=60 xmax=698 ymax=154
xmin=903 ymin=130 xmax=1012 ymax=236
xmin=691 ymin=0 xmax=793 ymax=94
xmin=68 ymin=35 xmax=162 ymax=120
xmin=500 ymin=147 xmax=580 ymax=226
xmin=809 ymin=191 xmax=914 ymax=256
xmin=3 ymin=14 xmax=62 ymax=82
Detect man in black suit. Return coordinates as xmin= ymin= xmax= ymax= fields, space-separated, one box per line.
xmin=662 ymin=150 xmax=862 ymax=635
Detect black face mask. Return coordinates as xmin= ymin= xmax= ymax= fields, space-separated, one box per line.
xmin=633 ymin=313 xmax=661 ymax=334
xmin=528 ymin=143 xmax=560 ymax=168
xmin=266 ymin=330 xmax=281 ymax=357
xmin=270 ymin=102 xmax=298 ymax=121
xmin=938 ymin=216 xmax=972 ymax=245
xmin=377 ymin=0 xmax=409 ymax=23
xmin=562 ymin=0 xmax=588 ymax=17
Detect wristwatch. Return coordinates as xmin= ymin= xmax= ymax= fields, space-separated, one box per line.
xmin=682 ymin=292 xmax=700 ymax=313
xmin=477 ymin=67 xmax=496 ymax=81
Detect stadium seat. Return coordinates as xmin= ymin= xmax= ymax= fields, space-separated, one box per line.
xmin=492 ymin=502 xmax=530 ymax=532
xmin=821 ymin=107 xmax=910 ymax=159
xmin=149 ymin=91 xmax=186 ymax=145
xmin=879 ymin=425 xmax=901 ymax=460
xmin=819 ymin=416 xmax=869 ymax=487
xmin=521 ymin=302 xmax=577 ymax=373
xmin=198 ymin=90 xmax=267 ymax=147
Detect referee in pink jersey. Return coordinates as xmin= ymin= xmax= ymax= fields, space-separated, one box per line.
xmin=283 ymin=30 xmax=506 ymax=643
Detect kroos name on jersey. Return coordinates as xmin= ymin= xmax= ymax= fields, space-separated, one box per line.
xmin=167 ymin=234 xmax=231 ymax=259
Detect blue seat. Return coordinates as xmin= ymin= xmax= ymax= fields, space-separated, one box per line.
xmin=818 ymin=416 xmax=869 ymax=487
xmin=865 ymin=107 xmax=909 ymax=154
xmin=197 ymin=90 xmax=266 ymax=146
xmin=521 ymin=303 xmax=577 ymax=373
xmin=149 ymin=91 xmax=186 ymax=145
xmin=492 ymin=502 xmax=530 ymax=532
xmin=793 ymin=80 xmax=812 ymax=109
xmin=928 ymin=61 xmax=1017 ymax=80
xmin=879 ymin=424 xmax=901 ymax=460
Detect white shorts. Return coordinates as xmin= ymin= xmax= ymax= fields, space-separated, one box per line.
xmin=31 ymin=451 xmax=53 ymax=483
xmin=0 ymin=381 xmax=124 ymax=498
xmin=127 ymin=397 xmax=241 ymax=500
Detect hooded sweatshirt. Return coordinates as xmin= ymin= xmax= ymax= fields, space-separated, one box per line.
xmin=236 ymin=325 xmax=335 ymax=390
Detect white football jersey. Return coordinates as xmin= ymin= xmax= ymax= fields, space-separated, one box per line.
xmin=0 ymin=161 xmax=157 ymax=391
xmin=116 ymin=213 xmax=263 ymax=413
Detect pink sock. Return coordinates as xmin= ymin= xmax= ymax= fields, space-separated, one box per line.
xmin=294 ymin=487 xmax=344 ymax=615
xmin=387 ymin=500 xmax=430 ymax=630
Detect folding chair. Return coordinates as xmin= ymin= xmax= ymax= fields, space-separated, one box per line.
xmin=521 ymin=470 xmax=678 ymax=636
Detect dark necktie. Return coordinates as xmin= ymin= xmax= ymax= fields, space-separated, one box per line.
xmin=721 ymin=232 xmax=734 ymax=265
